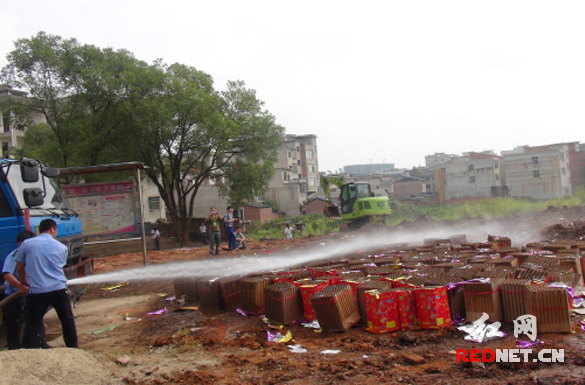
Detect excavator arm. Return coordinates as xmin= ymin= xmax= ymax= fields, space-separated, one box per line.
xmin=319 ymin=175 xmax=344 ymax=218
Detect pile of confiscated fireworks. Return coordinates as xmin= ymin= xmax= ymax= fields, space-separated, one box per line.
xmin=175 ymin=234 xmax=581 ymax=334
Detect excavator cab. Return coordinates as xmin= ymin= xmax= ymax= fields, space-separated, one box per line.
xmin=340 ymin=182 xmax=372 ymax=214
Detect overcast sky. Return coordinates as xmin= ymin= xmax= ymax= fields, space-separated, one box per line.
xmin=2 ymin=1 xmax=584 ymax=173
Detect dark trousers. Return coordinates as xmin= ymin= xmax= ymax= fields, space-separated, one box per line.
xmin=227 ymin=227 xmax=237 ymax=250
xmin=209 ymin=231 xmax=221 ymax=254
xmin=2 ymin=295 xmax=24 ymax=350
xmin=22 ymin=289 xmax=78 ymax=348
xmin=201 ymin=233 xmax=208 ymax=245
xmin=153 ymin=237 xmax=160 ymax=250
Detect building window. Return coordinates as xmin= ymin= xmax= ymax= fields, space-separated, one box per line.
xmin=496 ymin=174 xmax=500 ymax=181
xmin=532 ymin=156 xmax=539 ymax=165
xmin=561 ymin=153 xmax=565 ymax=162
xmin=306 ymin=150 xmax=313 ymax=159
xmin=562 ymin=168 xmax=566 ymax=175
xmin=308 ymin=177 xmax=315 ymax=187
xmin=469 ymin=176 xmax=475 ymax=183
xmin=307 ymin=164 xmax=314 ymax=173
xmin=148 ymin=197 xmax=160 ymax=210
xmin=533 ymin=170 xmax=540 ymax=178
xmin=469 ymin=165 xmax=474 ymax=172
xmin=494 ymin=162 xmax=499 ymax=169
xmin=440 ymin=168 xmax=446 ymax=174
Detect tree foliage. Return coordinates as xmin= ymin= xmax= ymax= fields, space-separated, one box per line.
xmin=1 ymin=32 xmax=285 ymax=245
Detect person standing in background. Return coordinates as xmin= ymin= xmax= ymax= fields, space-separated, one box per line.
xmin=199 ymin=223 xmax=208 ymax=245
xmin=151 ymin=225 xmax=161 ymax=250
xmin=224 ymin=206 xmax=238 ymax=250
xmin=205 ymin=207 xmax=222 ymax=255
xmin=284 ymin=224 xmax=295 ymax=240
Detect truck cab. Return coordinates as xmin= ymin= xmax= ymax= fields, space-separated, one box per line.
xmin=0 ymin=159 xmax=84 ymax=270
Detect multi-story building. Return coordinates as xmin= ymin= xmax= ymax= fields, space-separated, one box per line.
xmin=502 ymin=144 xmax=572 ymax=199
xmin=0 ymin=85 xmax=45 ymax=157
xmin=262 ymin=134 xmax=319 ymax=216
xmin=433 ymin=151 xmax=504 ymax=204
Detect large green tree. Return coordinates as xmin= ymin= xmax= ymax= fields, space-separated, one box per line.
xmin=132 ymin=65 xmax=284 ymax=245
xmin=1 ymin=32 xmax=146 ymax=169
xmin=1 ymin=32 xmax=285 ymax=246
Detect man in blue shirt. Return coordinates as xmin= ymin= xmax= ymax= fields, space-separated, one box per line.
xmin=16 ymin=219 xmax=78 ymax=348
xmin=1 ymin=230 xmax=35 ymax=349
xmin=223 ymin=206 xmax=238 ymax=251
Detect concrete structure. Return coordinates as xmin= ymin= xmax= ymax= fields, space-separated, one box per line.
xmin=502 ymin=144 xmax=572 ymax=199
xmin=433 ymin=152 xmax=504 ymax=204
xmin=344 ymin=163 xmax=395 ymax=176
xmin=0 ymin=85 xmax=45 ymax=158
xmin=568 ymin=142 xmax=585 ymax=189
xmin=389 ymin=177 xmax=428 ymax=201
xmin=264 ymin=134 xmax=319 ymax=217
xmin=425 ymin=153 xmax=454 ymax=168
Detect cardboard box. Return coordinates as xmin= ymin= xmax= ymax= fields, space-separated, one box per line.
xmin=462 ymin=280 xmax=502 ymax=322
xmin=365 ymin=289 xmax=400 ymax=334
xmin=415 ymin=286 xmax=451 ymax=329
xmin=173 ymin=277 xmax=198 ymax=302
xmin=297 ymin=280 xmax=329 ymax=321
xmin=392 ymin=287 xmax=418 ymax=329
xmin=264 ymin=281 xmax=303 ymax=325
xmin=311 ymin=284 xmax=360 ymax=332
xmin=526 ymin=285 xmax=571 ymax=334
xmin=240 ymin=276 xmax=273 ymax=316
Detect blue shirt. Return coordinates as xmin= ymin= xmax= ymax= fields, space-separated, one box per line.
xmin=2 ymin=249 xmax=19 ymax=296
xmin=14 ymin=233 xmax=68 ymax=294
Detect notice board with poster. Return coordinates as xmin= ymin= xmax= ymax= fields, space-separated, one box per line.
xmin=63 ymin=181 xmax=138 ymax=237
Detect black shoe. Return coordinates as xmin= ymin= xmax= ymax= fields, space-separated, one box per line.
xmin=40 ymin=343 xmax=53 ymax=349
xmin=215 ymin=252 xmax=219 ymax=255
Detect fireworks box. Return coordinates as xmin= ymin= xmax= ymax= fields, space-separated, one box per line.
xmin=339 ymin=277 xmax=367 ymax=298
xmin=240 ymin=276 xmax=273 ymax=316
xmin=264 ymin=281 xmax=303 ymax=325
xmin=462 ymin=280 xmax=502 ymax=322
xmin=308 ymin=267 xmax=339 ymax=280
xmin=526 ymin=284 xmax=571 ymax=333
xmin=415 ymin=286 xmax=452 ymax=329
xmin=391 ymin=287 xmax=418 ymax=329
xmin=311 ymin=284 xmax=360 ymax=332
xmin=447 ymin=283 xmax=466 ymax=321
xmin=500 ymin=279 xmax=531 ymax=323
xmin=295 ymin=279 xmax=330 ymax=321
xmin=173 ymin=277 xmax=199 ymax=302
xmin=274 ymin=270 xmax=312 ymax=284
xmin=198 ymin=278 xmax=224 ymax=309
xmin=364 ymin=289 xmax=400 ymax=334
xmin=356 ymin=280 xmax=393 ymax=324
xmin=218 ymin=276 xmax=242 ymax=310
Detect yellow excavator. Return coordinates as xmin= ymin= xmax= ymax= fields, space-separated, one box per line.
xmin=320 ymin=175 xmax=391 ymax=225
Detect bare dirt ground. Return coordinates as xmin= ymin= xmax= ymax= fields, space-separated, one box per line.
xmin=6 ymin=206 xmax=585 ymax=385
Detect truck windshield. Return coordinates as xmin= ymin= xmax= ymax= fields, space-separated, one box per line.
xmin=5 ymin=163 xmax=74 ymax=216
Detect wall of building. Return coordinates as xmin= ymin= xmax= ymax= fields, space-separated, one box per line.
xmin=502 ymin=144 xmax=571 ymax=199
xmin=440 ymin=154 xmax=501 ymax=202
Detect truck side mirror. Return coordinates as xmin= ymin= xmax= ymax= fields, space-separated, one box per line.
xmin=23 ymin=188 xmax=44 ymax=207
xmin=41 ymin=167 xmax=60 ymax=178
xmin=21 ymin=160 xmax=39 ymax=183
